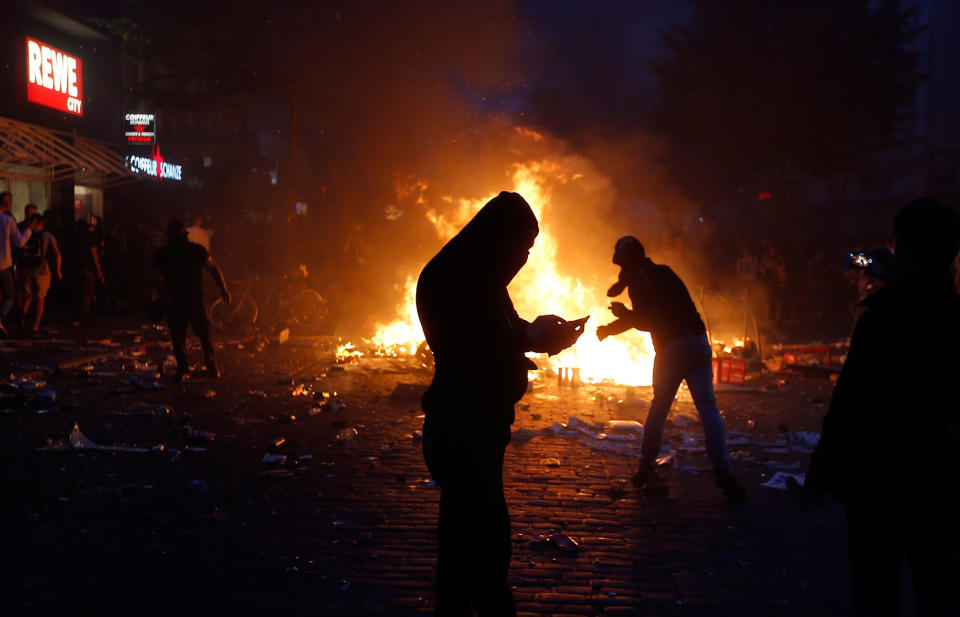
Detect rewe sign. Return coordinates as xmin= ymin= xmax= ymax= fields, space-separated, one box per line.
xmin=26 ymin=37 xmax=83 ymax=116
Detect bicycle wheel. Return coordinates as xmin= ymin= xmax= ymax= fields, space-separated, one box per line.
xmin=210 ymin=294 xmax=259 ymax=332
xmin=286 ymin=289 xmax=328 ymax=330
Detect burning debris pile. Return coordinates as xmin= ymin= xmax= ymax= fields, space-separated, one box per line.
xmin=351 ymin=155 xmax=659 ymax=386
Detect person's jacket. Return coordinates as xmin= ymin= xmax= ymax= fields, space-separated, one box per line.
xmin=807 ymin=270 xmax=960 ymax=507
xmin=416 ymin=192 xmax=537 ymax=435
xmin=606 ymin=260 xmax=705 ymax=350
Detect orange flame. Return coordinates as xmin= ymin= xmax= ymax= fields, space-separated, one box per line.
xmin=374 ymin=161 xmax=655 ymax=386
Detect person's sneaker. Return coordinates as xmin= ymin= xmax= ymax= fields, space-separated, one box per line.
xmin=714 ymin=468 xmax=746 ymax=503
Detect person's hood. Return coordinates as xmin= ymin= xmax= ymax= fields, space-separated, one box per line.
xmin=439 ymin=191 xmax=539 ymax=286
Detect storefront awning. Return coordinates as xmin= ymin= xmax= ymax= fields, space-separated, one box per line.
xmin=0 ymin=116 xmax=138 ymax=188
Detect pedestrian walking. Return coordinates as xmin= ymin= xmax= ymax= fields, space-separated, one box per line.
xmin=16 ymin=213 xmax=61 ymax=335
xmin=0 ymin=191 xmax=36 ymax=338
xmin=153 ymin=219 xmax=231 ymax=380
xmin=597 ymin=236 xmax=745 ymax=502
xmin=416 ymin=191 xmax=586 ymax=616
xmin=805 ymin=198 xmax=960 ymax=617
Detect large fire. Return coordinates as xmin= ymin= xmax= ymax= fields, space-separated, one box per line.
xmin=370 ymin=159 xmax=656 ymax=386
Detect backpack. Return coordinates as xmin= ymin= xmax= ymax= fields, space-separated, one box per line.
xmin=19 ymin=232 xmax=44 ymax=269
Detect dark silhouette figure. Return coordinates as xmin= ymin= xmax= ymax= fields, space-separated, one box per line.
xmin=416 ymin=191 xmax=586 ymax=616
xmin=806 ymin=198 xmax=960 ymax=617
xmin=153 ymin=220 xmax=231 ymax=380
xmin=597 ymin=236 xmax=745 ymax=502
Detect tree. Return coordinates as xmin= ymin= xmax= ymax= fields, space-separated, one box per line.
xmin=648 ymin=0 xmax=920 ymax=213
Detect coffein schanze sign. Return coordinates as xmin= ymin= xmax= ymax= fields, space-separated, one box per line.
xmin=26 ymin=37 xmax=83 ymax=116
xmin=126 ymin=147 xmax=183 ymax=181
xmin=125 ymin=113 xmax=156 ymax=144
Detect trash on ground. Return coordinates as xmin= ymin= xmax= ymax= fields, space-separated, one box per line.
xmin=336 ymin=428 xmax=359 ymax=442
xmin=262 ymin=453 xmax=287 ymax=464
xmin=67 ymin=423 xmax=150 ymax=453
xmin=530 ymin=533 xmax=580 ymax=552
xmin=202 ymin=389 xmax=217 ymax=398
xmin=761 ymin=471 xmax=806 ymax=490
xmin=510 ymin=427 xmax=536 ymax=442
xmin=541 ymin=457 xmax=561 ymax=467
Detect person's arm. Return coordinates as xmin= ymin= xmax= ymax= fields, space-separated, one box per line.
xmin=90 ymin=246 xmax=104 ymax=281
xmin=597 ymin=317 xmax=633 ymax=341
xmin=204 ymin=257 xmax=231 ymax=303
xmin=49 ymin=236 xmax=62 ymax=279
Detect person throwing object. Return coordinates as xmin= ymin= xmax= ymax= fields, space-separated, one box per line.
xmin=597 ymin=236 xmax=744 ymax=502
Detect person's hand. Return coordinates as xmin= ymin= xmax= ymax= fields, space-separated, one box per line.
xmin=596 ymin=324 xmax=611 ymax=341
xmin=609 ymin=301 xmax=630 ymax=319
xmin=97 ymin=272 xmax=106 ymax=284
xmin=528 ymin=315 xmax=588 ymax=355
xmin=221 ymin=290 xmax=232 ymax=305
xmin=55 ymin=269 xmax=62 ymax=281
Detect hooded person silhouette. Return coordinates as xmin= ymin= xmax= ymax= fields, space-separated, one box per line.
xmin=417 ymin=191 xmax=586 ymax=616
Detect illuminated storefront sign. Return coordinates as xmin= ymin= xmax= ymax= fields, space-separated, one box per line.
xmin=126 ymin=147 xmax=183 ymax=181
xmin=124 ymin=113 xmax=156 ymax=144
xmin=26 ymin=37 xmax=83 ymax=116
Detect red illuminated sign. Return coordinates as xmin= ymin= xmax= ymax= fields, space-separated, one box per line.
xmin=26 ymin=37 xmax=83 ymax=116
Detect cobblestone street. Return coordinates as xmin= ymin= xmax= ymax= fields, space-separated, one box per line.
xmin=1 ymin=325 xmax=854 ymax=616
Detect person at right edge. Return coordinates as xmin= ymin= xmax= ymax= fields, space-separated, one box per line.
xmin=153 ymin=219 xmax=231 ymax=380
xmin=596 ymin=236 xmax=745 ymax=502
xmin=805 ymin=198 xmax=960 ymax=617
xmin=417 ymin=191 xmax=587 ymax=616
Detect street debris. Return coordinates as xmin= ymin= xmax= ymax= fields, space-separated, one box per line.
xmin=529 ymin=533 xmax=580 ymax=552
xmin=336 ymin=428 xmax=359 ymax=442
xmin=761 ymin=471 xmax=806 ymax=490
xmin=67 ymin=423 xmax=150 ymax=453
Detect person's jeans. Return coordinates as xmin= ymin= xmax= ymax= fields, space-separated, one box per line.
xmin=424 ymin=418 xmax=515 ymax=617
xmin=0 ymin=267 xmax=14 ymax=320
xmin=639 ymin=334 xmax=729 ymax=471
xmin=167 ymin=296 xmax=216 ymax=373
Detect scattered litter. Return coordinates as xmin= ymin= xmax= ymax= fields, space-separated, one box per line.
xmin=761 ymin=471 xmax=806 ymax=490
xmin=336 ymin=428 xmax=359 ymax=442
xmin=541 ymin=457 xmax=561 ymax=467
xmin=262 ymin=453 xmax=288 ymax=464
xmin=307 ymin=406 xmax=323 ymax=416
xmin=510 ymin=427 xmax=536 ymax=442
xmin=291 ymin=383 xmax=312 ymax=397
xmin=274 ymin=437 xmax=287 ymax=447
xmin=67 ymin=423 xmax=150 ymax=453
xmin=656 ymin=455 xmax=674 ymax=467
xmin=530 ymin=533 xmax=580 ymax=552
xmin=249 ymin=390 xmax=268 ymax=398
xmin=787 ymin=431 xmax=820 ymax=451
xmin=202 ymin=389 xmax=217 ymax=398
